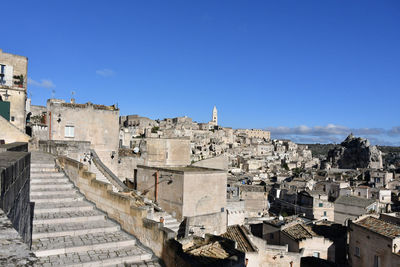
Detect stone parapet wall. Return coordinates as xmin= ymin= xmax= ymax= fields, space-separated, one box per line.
xmin=57 ymin=156 xmax=176 ymax=260
xmin=39 ymin=140 xmax=91 ymax=160
xmin=0 ymin=148 xmax=34 ymax=247
xmin=0 ymin=142 xmax=28 ymax=152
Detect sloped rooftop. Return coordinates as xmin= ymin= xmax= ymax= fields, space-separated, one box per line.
xmin=355 ymin=216 xmax=400 ymax=239
xmin=221 ymin=225 xmax=257 ymax=253
xmin=282 ymin=223 xmax=318 ymax=241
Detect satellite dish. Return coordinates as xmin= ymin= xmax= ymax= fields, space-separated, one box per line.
xmin=278 ymin=215 xmax=284 ymax=221
xmin=133 ymin=147 xmax=140 ymax=153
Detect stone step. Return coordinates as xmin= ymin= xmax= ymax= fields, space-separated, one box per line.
xmin=31 ymin=195 xmax=84 ymax=203
xmin=34 ymin=210 xmax=104 ymax=221
xmin=31 ymin=183 xmax=74 ymax=191
xmin=33 ymin=231 xmax=137 ymax=257
xmin=31 ymin=167 xmax=57 ymax=172
xmin=31 ymin=163 xmax=55 ymax=168
xmin=31 ymin=172 xmax=65 ymax=178
xmin=33 ymin=220 xmax=119 ymax=239
xmin=164 ymin=221 xmax=180 ymax=229
xmin=30 ymin=177 xmax=70 ymax=184
xmin=33 ymin=214 xmax=106 ymax=225
xmin=37 ymin=245 xmax=153 ymax=266
xmin=31 ymin=189 xmax=78 ymax=196
xmin=34 ymin=201 xmax=93 ymax=214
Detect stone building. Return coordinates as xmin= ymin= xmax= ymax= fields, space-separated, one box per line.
xmin=348 ymin=214 xmax=400 ymax=267
xmin=235 ymin=129 xmax=271 ymax=140
xmin=281 ymin=223 xmax=334 ymax=261
xmin=136 ymin=165 xmax=227 ymax=235
xmin=0 ymin=49 xmax=28 ymax=131
xmin=46 ymin=99 xmax=119 ymax=172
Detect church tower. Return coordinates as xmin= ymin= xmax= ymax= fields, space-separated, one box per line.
xmin=212 ymin=106 xmax=218 ymax=125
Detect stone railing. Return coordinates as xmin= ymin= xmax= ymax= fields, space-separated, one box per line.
xmin=90 ymin=149 xmax=129 ymax=192
xmin=56 ymin=156 xmax=176 ymax=260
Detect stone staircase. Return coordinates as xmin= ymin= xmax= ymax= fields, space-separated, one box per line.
xmin=89 ymin=162 xmax=119 ymax=192
xmin=30 ymin=151 xmax=160 ymax=267
xmin=148 ymin=211 xmax=180 ymax=233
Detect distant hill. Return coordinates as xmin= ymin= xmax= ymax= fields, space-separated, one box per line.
xmin=306 ymin=143 xmax=400 ymax=168
xmin=305 ymin=144 xmax=338 ymax=159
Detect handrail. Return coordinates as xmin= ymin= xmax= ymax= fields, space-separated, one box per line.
xmin=90 ymin=149 xmax=130 ymax=192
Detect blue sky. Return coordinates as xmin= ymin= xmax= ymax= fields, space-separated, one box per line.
xmin=2 ymin=1 xmax=399 ymax=145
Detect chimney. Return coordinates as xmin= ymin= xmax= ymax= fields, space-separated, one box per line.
xmin=70 ymin=98 xmax=75 ymax=104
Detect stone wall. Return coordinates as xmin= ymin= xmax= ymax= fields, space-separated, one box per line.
xmin=185 ymin=211 xmax=227 ymax=236
xmin=0 ymin=146 xmax=34 ymax=247
xmin=39 ymin=140 xmax=91 ymax=161
xmin=0 ymin=115 xmax=31 ymax=144
xmin=192 ymin=154 xmax=228 ymax=170
xmin=57 ymin=156 xmax=175 ymax=260
xmin=0 ymin=142 xmax=28 ymax=152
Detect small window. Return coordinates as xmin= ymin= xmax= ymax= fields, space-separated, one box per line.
xmin=355 ymin=247 xmax=360 ymax=257
xmin=374 ymin=255 xmax=380 ymax=267
xmin=269 ymin=233 xmax=274 ymax=239
xmin=324 ymin=211 xmax=327 ymax=216
xmin=11 ymin=116 xmax=15 ymax=121
xmin=65 ymin=126 xmax=75 ymax=137
xmin=358 ymin=192 xmax=361 ymax=196
xmin=319 ymin=203 xmax=323 ymax=207
xmin=313 ymin=252 xmax=320 ymax=258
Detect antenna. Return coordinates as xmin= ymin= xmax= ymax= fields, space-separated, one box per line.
xmin=71 ymin=90 xmax=75 ymax=98
xmin=51 ymin=89 xmax=56 ymax=98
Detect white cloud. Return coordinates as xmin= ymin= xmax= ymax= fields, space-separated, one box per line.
xmin=388 ymin=127 xmax=400 ymax=136
xmin=266 ymin=124 xmax=386 ymax=137
xmin=265 ymin=124 xmax=399 ymax=145
xmin=28 ymin=78 xmax=55 ymax=89
xmin=96 ymin=69 xmax=115 ymax=77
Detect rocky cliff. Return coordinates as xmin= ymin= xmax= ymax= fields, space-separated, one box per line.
xmin=326 ymin=134 xmax=383 ymax=169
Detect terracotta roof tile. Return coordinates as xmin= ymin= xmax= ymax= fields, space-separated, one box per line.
xmin=221 ymin=225 xmax=257 ymax=253
xmin=282 ymin=223 xmax=318 ymax=241
xmin=355 ymin=216 xmax=400 ymax=239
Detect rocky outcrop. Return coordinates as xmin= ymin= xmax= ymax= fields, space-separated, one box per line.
xmin=326 ymin=134 xmax=383 ymax=169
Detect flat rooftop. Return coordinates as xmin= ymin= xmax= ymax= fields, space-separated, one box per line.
xmin=137 ymin=165 xmax=226 ymax=174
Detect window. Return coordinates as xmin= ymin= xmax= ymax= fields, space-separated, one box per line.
xmin=374 ymin=255 xmax=380 ymax=267
xmin=11 ymin=116 xmax=15 ymax=121
xmin=269 ymin=233 xmax=274 ymax=239
xmin=313 ymin=252 xmax=320 ymax=258
xmin=0 ymin=65 xmax=5 ymax=85
xmin=319 ymin=203 xmax=323 ymax=207
xmin=324 ymin=211 xmax=327 ymax=216
xmin=65 ymin=126 xmax=75 ymax=137
xmin=355 ymin=247 xmax=360 ymax=257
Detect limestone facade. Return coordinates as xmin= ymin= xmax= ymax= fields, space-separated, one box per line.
xmin=0 ymin=49 xmax=28 ymax=131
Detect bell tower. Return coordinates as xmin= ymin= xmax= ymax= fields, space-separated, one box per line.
xmin=212 ymin=106 xmax=218 ymax=125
